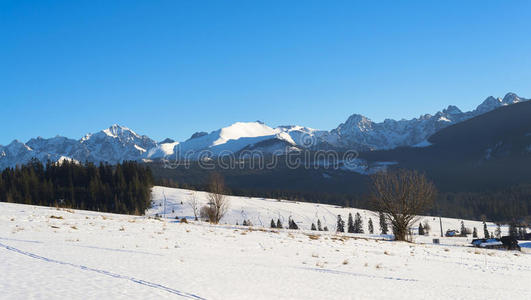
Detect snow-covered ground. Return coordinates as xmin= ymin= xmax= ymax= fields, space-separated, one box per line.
xmin=1 ymin=186 xmax=530 ymax=299
xmin=148 ymin=187 xmax=510 ymax=238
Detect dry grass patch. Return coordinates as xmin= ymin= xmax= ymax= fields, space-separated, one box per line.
xmin=50 ymin=215 xmax=63 ymax=219
xmin=307 ymin=234 xmax=320 ymax=240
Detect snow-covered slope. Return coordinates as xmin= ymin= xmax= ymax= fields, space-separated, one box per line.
xmin=1 ymin=187 xmax=530 ymax=299
xmin=168 ymin=122 xmax=333 ymax=158
xmin=0 ymin=93 xmax=528 ymax=168
xmin=148 ymin=187 xmax=510 ymax=236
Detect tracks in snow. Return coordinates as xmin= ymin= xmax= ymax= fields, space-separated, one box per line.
xmin=0 ymin=241 xmax=206 ymax=300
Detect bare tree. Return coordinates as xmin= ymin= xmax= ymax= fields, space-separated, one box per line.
xmin=370 ymin=169 xmax=436 ymax=241
xmin=206 ymin=173 xmax=230 ymax=224
xmin=187 ymin=192 xmax=200 ymax=221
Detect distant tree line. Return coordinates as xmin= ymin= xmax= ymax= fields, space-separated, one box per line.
xmin=150 ymin=162 xmax=531 ymax=223
xmin=435 ymin=186 xmax=531 ymax=222
xmin=0 ymin=159 xmax=153 ymax=215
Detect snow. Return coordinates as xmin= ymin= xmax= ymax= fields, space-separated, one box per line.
xmin=413 ymin=140 xmax=433 ymax=147
xmin=134 ymin=144 xmax=147 ymax=153
xmin=56 ymin=156 xmax=79 ymax=164
xmin=147 ymin=141 xmax=180 ymax=158
xmin=1 ymin=187 xmax=530 ymax=299
xmin=214 ymin=122 xmax=281 ymax=146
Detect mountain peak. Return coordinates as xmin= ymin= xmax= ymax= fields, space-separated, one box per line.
xmin=160 ymin=138 xmax=175 ymax=144
xmin=217 ymin=122 xmax=278 ymax=143
xmin=442 ymin=105 xmax=462 ymax=115
xmin=502 ymin=92 xmax=521 ymax=105
xmin=475 ymin=96 xmax=502 ymax=113
xmin=103 ymin=124 xmax=137 ymax=138
xmin=188 ymin=132 xmax=208 ymax=141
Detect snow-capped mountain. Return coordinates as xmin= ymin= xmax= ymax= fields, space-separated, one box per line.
xmin=0 ymin=125 xmax=157 ymax=169
xmin=157 ymin=122 xmax=330 ymax=159
xmin=0 ymin=93 xmax=528 ymax=169
xmin=332 ymin=92 xmax=528 ymax=150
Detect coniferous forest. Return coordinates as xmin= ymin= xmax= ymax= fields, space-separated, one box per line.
xmin=0 ymin=159 xmax=153 ymax=215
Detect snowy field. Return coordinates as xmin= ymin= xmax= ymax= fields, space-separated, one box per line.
xmin=0 ymin=186 xmax=530 ymax=299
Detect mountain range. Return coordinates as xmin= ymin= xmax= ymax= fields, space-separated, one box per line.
xmin=0 ymin=92 xmax=528 ymax=170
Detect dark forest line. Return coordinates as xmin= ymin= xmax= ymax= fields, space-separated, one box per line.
xmin=0 ymin=159 xmax=153 ymax=215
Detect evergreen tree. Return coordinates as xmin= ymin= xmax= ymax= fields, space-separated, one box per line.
xmin=460 ymin=221 xmax=468 ymax=237
xmin=472 ymin=227 xmax=478 ymax=238
xmin=336 ymin=215 xmax=345 ymax=233
xmin=317 ymin=219 xmax=323 ymax=231
xmin=311 ymin=223 xmax=317 ymax=231
xmin=323 ymin=226 xmax=329 ymax=231
xmin=288 ymin=218 xmax=299 ymax=230
xmin=353 ymin=212 xmax=363 ymax=233
xmin=277 ymin=219 xmax=283 ymax=229
xmin=495 ymin=224 xmax=501 ymax=238
xmin=483 ymin=221 xmax=489 ymax=238
xmin=423 ymin=221 xmax=431 ymax=235
xmin=0 ymin=160 xmax=152 ymax=215
xmin=418 ymin=223 xmax=425 ymax=236
xmin=509 ymin=220 xmax=518 ymax=238
xmin=379 ymin=211 xmax=388 ymax=234
xmin=347 ymin=213 xmax=354 ymax=233
xmin=270 ymin=219 xmax=276 ymax=228
xmin=368 ymin=218 xmax=374 ymax=234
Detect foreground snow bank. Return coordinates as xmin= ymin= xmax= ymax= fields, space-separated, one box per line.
xmin=1 ymin=199 xmax=530 ymax=299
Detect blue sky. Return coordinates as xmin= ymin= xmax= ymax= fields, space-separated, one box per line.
xmin=1 ymin=0 xmax=530 ymax=144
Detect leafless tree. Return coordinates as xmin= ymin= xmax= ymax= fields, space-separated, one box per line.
xmin=206 ymin=173 xmax=230 ymax=224
xmin=187 ymin=192 xmax=200 ymax=221
xmin=370 ymin=169 xmax=436 ymax=241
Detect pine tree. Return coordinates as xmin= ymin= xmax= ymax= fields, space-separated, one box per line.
xmin=368 ymin=218 xmax=374 ymax=234
xmin=353 ymin=213 xmax=363 ymax=233
xmin=483 ymin=221 xmax=489 ymax=238
xmin=271 ymin=219 xmax=276 ymax=228
xmin=336 ymin=215 xmax=345 ymax=233
xmin=460 ymin=221 xmax=467 ymax=237
xmin=323 ymin=226 xmax=329 ymax=231
xmin=509 ymin=220 xmax=517 ymax=238
xmin=317 ymin=219 xmax=323 ymax=231
xmin=423 ymin=221 xmax=431 ymax=235
xmin=379 ymin=211 xmax=388 ymax=234
xmin=495 ymin=224 xmax=501 ymax=238
xmin=288 ymin=218 xmax=299 ymax=230
xmin=418 ymin=223 xmax=425 ymax=236
xmin=472 ymin=227 xmax=478 ymax=238
xmin=311 ymin=223 xmax=317 ymax=231
xmin=277 ymin=219 xmax=283 ymax=229
xmin=347 ymin=213 xmax=354 ymax=233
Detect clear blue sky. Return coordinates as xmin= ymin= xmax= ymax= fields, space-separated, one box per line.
xmin=1 ymin=0 xmax=530 ymax=144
